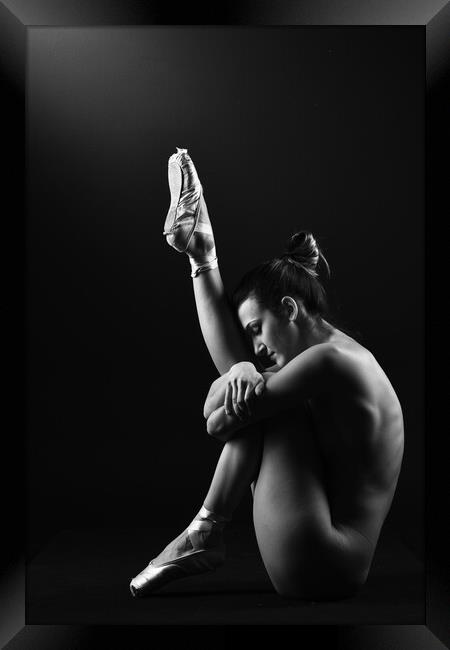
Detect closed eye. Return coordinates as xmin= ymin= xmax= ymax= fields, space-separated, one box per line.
xmin=244 ymin=320 xmax=261 ymax=341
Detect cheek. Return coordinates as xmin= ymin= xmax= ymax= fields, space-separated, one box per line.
xmin=274 ymin=325 xmax=294 ymax=354
xmin=270 ymin=328 xmax=286 ymax=351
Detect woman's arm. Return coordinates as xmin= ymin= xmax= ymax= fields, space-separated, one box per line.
xmin=203 ymin=362 xmax=267 ymax=419
xmin=206 ymin=343 xmax=347 ymax=440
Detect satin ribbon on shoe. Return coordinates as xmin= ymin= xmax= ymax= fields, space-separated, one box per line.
xmin=190 ymin=256 xmax=219 ymax=278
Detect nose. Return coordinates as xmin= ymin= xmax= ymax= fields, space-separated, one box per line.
xmin=254 ymin=341 xmax=267 ymax=357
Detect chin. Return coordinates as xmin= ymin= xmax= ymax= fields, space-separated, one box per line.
xmin=278 ymin=352 xmax=295 ymax=367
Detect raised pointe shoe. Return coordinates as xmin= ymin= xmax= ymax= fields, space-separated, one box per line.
xmin=129 ymin=519 xmax=226 ymax=597
xmin=163 ymin=147 xmax=217 ymax=276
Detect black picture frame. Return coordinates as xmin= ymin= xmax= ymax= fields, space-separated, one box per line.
xmin=1 ymin=1 xmax=448 ymax=648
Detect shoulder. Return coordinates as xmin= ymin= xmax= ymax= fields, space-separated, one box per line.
xmin=296 ymin=341 xmax=364 ymax=365
xmin=309 ymin=342 xmax=374 ymax=393
xmin=264 ymin=342 xmax=374 ymax=401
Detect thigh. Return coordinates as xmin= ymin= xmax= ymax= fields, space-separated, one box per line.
xmin=252 ymin=406 xmax=371 ymax=600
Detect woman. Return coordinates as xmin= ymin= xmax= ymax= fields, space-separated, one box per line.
xmin=129 ymin=148 xmax=404 ymax=600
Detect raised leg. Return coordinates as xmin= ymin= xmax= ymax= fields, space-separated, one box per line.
xmin=163 ymin=147 xmax=255 ymax=374
xmin=192 ymin=268 xmax=252 ymax=374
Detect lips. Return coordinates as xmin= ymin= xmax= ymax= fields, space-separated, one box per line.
xmin=265 ymin=352 xmax=276 ymax=366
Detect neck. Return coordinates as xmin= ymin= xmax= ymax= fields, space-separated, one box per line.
xmin=300 ymin=317 xmax=335 ymax=350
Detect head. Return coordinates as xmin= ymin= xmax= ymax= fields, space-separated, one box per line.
xmin=232 ymin=231 xmax=331 ymax=368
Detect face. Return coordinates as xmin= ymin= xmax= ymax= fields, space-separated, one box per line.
xmin=237 ymin=296 xmax=302 ymax=369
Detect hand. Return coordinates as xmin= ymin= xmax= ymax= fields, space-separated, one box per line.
xmin=224 ymin=362 xmax=265 ymax=420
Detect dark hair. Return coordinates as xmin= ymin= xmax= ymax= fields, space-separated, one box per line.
xmin=232 ymin=231 xmax=330 ymax=320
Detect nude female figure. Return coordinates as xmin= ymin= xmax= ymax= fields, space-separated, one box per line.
xmin=129 ymin=148 xmax=404 ymax=600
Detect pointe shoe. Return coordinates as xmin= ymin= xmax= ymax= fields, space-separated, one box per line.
xmin=129 ymin=520 xmax=225 ymax=597
xmin=163 ymin=148 xmax=217 ymax=276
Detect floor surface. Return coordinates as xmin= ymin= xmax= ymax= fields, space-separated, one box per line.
xmin=26 ymin=523 xmax=424 ymax=625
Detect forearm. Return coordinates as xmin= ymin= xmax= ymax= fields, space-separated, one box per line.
xmin=207 ymin=346 xmax=339 ymax=440
xmin=204 ymin=363 xmax=271 ymax=420
xmin=206 ymin=370 xmax=300 ymax=439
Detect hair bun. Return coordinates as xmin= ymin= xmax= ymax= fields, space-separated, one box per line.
xmin=285 ymin=231 xmax=320 ymax=270
xmin=283 ymin=230 xmax=330 ymax=278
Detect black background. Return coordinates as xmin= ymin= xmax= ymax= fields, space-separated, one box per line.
xmin=26 ymin=26 xmax=424 ymax=559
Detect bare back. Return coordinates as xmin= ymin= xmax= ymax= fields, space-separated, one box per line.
xmin=307 ymin=331 xmax=404 ymax=547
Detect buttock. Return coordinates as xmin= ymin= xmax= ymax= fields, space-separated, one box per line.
xmin=251 ymin=406 xmax=372 ymax=600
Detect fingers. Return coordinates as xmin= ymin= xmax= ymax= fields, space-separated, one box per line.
xmin=228 ymin=380 xmax=241 ymax=419
xmin=254 ymin=380 xmax=265 ymax=397
xmin=235 ymin=380 xmax=246 ymax=419
xmin=224 ymin=382 xmax=233 ymax=416
xmin=224 ymin=376 xmax=264 ymax=420
xmin=225 ymin=381 xmax=244 ymax=419
xmin=244 ymin=383 xmax=254 ymax=417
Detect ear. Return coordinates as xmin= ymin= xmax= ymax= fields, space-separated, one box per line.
xmin=281 ymin=296 xmax=298 ymax=322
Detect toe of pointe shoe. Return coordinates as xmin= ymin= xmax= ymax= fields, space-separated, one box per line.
xmin=129 ymin=549 xmax=225 ymax=597
xmin=129 ymin=562 xmax=186 ymax=597
xmin=168 ymin=147 xmax=189 ymax=167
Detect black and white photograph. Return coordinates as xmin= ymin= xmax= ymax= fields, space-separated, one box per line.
xmin=1 ymin=1 xmax=449 ymax=648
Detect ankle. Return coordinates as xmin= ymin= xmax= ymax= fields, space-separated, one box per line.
xmin=187 ymin=229 xmax=216 ymax=261
xmin=189 ymin=256 xmax=218 ymax=278
xmin=198 ymin=504 xmax=232 ymax=524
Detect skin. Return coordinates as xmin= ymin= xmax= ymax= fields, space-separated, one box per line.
xmin=203 ymin=294 xmax=404 ymax=597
